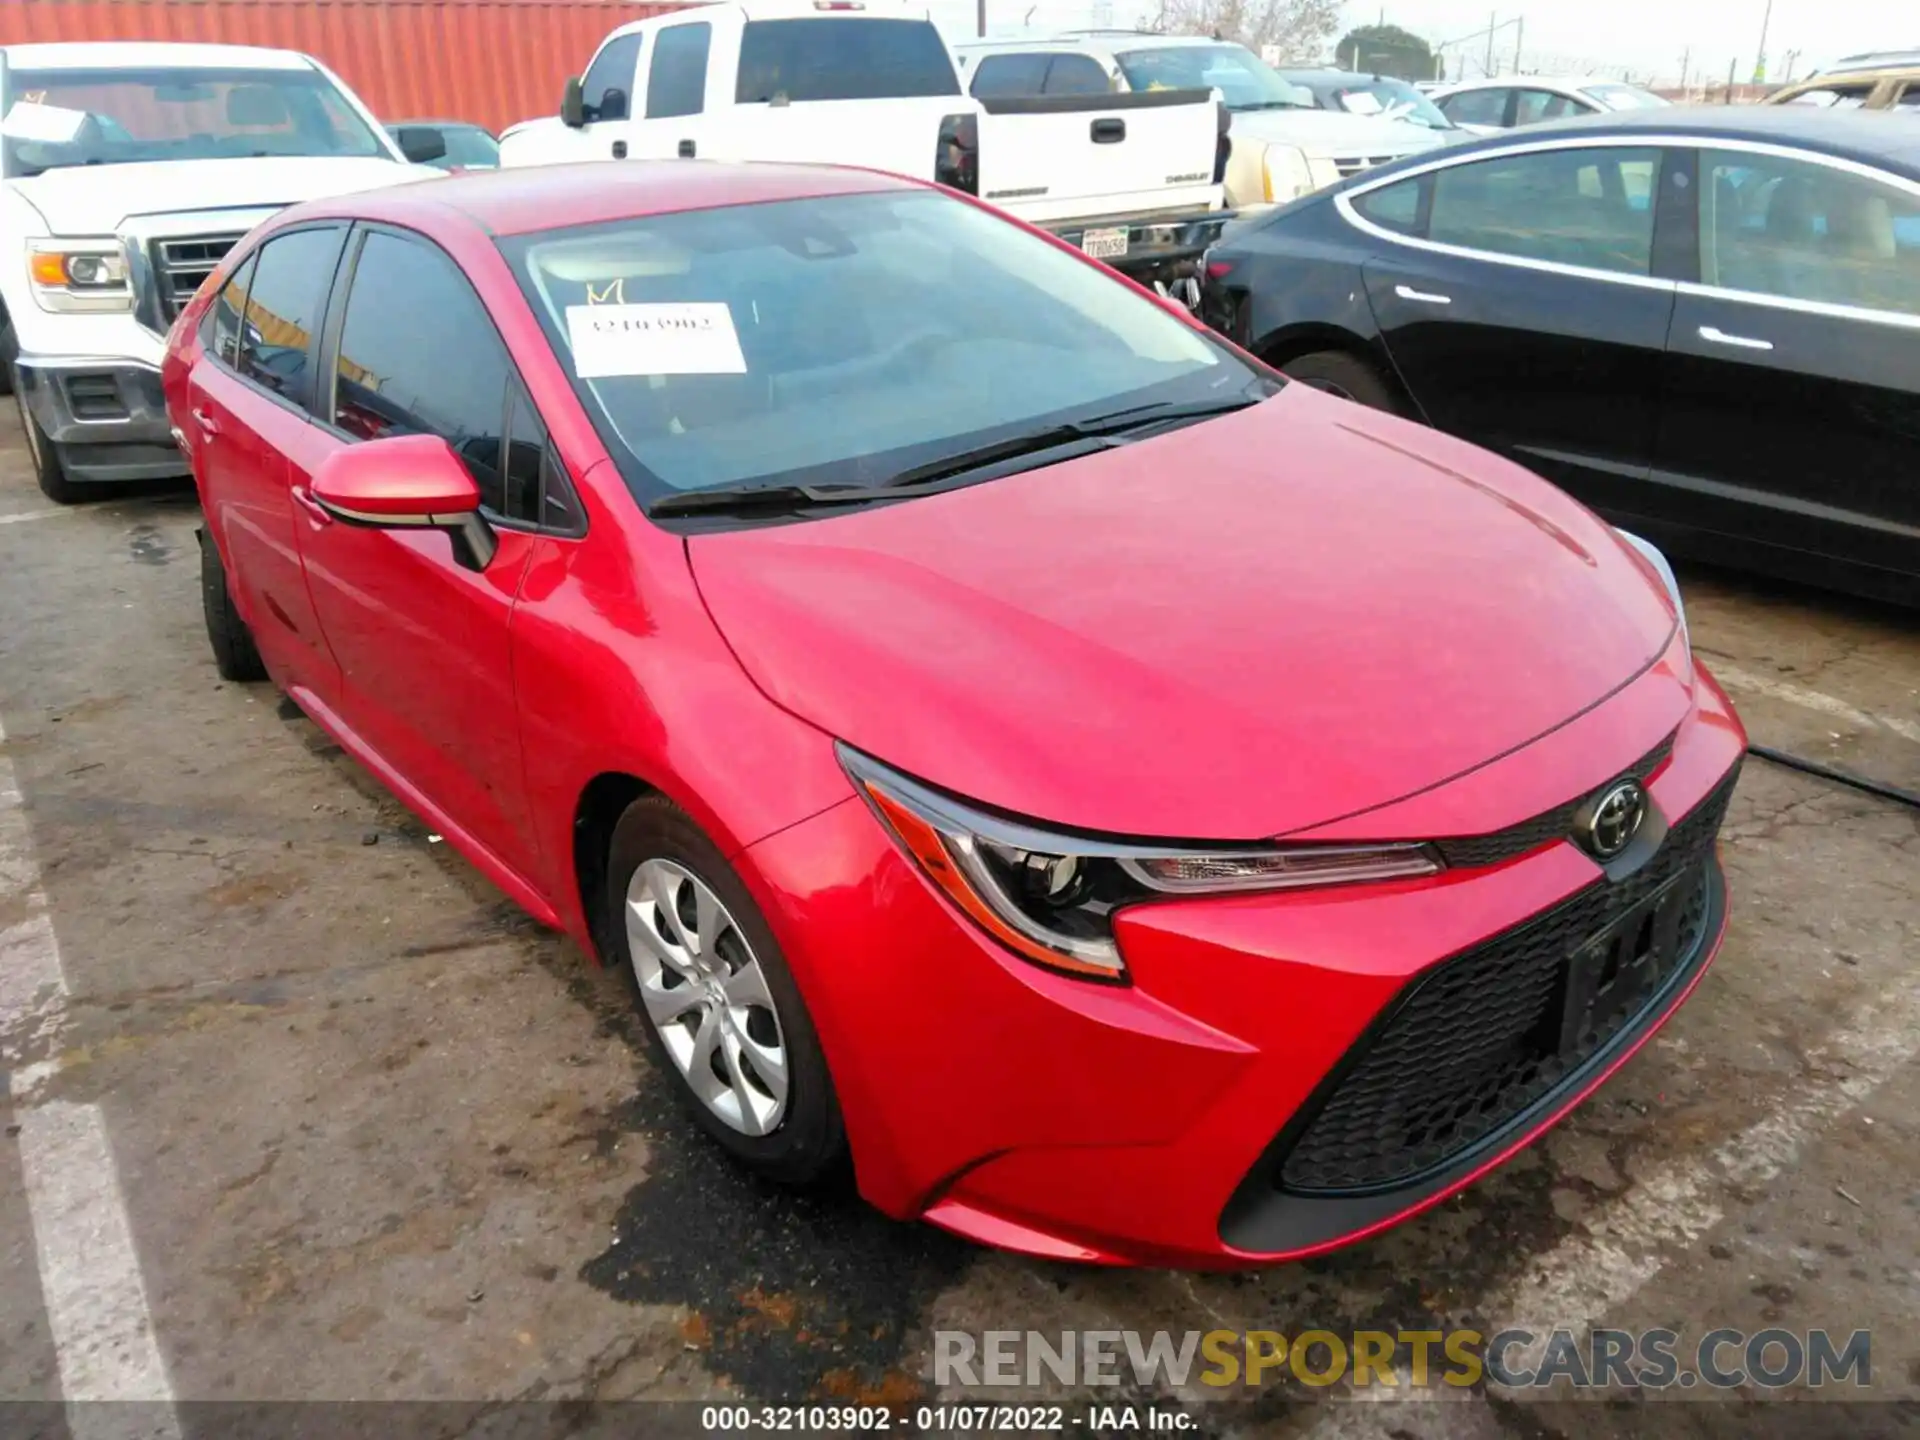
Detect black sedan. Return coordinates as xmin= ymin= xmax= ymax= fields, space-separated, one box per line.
xmin=1201 ymin=107 xmax=1920 ymax=605
xmin=1277 ymin=69 xmax=1460 ymax=133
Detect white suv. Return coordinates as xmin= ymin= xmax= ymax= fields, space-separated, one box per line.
xmin=953 ymin=32 xmax=1449 ymax=211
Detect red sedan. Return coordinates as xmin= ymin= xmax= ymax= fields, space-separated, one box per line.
xmin=163 ymin=160 xmax=1745 ymax=1268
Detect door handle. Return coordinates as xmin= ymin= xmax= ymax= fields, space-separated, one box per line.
xmin=1394 ymin=284 xmax=1452 ymax=305
xmin=190 ymin=406 xmax=220 ymax=437
xmin=290 ymin=487 xmax=333 ymax=526
xmin=1090 ymin=118 xmax=1126 ymax=144
xmin=611 ymin=139 xmax=628 ymax=159
xmin=1698 ymin=325 xmax=1772 ymax=351
xmin=677 ymin=138 xmax=696 ymax=158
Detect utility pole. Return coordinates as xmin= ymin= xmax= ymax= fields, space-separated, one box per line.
xmin=1678 ymin=45 xmax=1690 ymax=96
xmin=1485 ymin=12 xmax=1496 ymax=77
xmin=976 ymin=0 xmax=985 ymax=37
xmin=1512 ymin=16 xmax=1523 ymax=73
xmin=1752 ymin=0 xmax=1774 ymax=82
xmin=1725 ymin=54 xmax=1737 ymax=102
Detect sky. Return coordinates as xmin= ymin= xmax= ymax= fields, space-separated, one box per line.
xmin=927 ymin=0 xmax=1913 ymax=87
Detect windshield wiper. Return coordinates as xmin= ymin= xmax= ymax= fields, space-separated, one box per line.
xmin=647 ymin=394 xmax=1267 ymax=519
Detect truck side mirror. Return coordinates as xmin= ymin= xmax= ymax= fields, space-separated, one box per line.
xmin=562 ymin=76 xmax=587 ymax=128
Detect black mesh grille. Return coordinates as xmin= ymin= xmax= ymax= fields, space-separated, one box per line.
xmin=148 ymin=233 xmax=244 ymax=325
xmin=1276 ymin=766 xmax=1737 ymax=1196
xmin=1433 ymin=731 xmax=1676 ymax=870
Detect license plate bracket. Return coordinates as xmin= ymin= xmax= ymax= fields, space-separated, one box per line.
xmin=1556 ymin=870 xmax=1694 ymax=1053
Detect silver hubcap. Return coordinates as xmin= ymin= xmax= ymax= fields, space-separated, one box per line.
xmin=624 ymin=859 xmax=789 ymax=1136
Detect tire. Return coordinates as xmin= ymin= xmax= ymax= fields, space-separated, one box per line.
xmin=606 ymin=794 xmax=847 ymax=1186
xmin=1279 ymin=350 xmax=1403 ymax=413
xmin=15 ymin=387 xmax=91 ymax=504
xmin=198 ymin=527 xmax=268 ymax=682
xmin=0 ymin=314 xmax=16 ymax=398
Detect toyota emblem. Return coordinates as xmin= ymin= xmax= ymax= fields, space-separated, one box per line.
xmin=1585 ymin=780 xmax=1649 ymax=859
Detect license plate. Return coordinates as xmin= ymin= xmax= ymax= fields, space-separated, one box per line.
xmin=1081 ymin=227 xmax=1130 ymax=260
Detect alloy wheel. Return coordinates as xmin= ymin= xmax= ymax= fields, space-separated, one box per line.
xmin=624 ymin=858 xmax=789 ymax=1136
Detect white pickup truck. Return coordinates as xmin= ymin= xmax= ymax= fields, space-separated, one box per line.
xmin=956 ymin=34 xmax=1451 ymax=211
xmin=0 ymin=41 xmax=442 ymax=501
xmin=499 ymin=0 xmax=1233 ymax=303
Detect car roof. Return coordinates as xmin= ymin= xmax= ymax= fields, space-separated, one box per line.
xmin=1778 ymin=65 xmax=1920 ymax=88
xmin=2 ymin=41 xmax=312 ymax=71
xmin=1349 ymin=105 xmax=1920 ymax=182
xmin=282 ymin=158 xmax=921 ymax=238
xmin=607 ymin=0 xmax=933 ymax=40
xmin=1281 ymin=70 xmax=1413 ymax=86
xmin=957 ymin=31 xmax=1238 ymax=53
xmin=1438 ymin=75 xmax=1633 ymax=94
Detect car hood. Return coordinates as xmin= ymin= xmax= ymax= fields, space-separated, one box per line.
xmin=1228 ymin=108 xmax=1451 ymax=156
xmin=688 ymin=386 xmax=1677 ymax=840
xmin=10 ymin=155 xmax=434 ymax=235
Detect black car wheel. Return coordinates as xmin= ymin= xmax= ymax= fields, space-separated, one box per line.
xmin=198 ymin=527 xmax=268 ymax=682
xmin=0 ymin=313 xmax=16 ymax=398
xmin=606 ymin=793 xmax=847 ymax=1186
xmin=1281 ymin=351 xmax=1402 ymax=413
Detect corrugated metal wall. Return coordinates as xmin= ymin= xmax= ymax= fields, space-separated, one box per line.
xmin=0 ymin=1 xmax=685 ymax=134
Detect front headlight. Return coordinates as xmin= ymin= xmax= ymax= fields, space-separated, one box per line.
xmin=1261 ymin=144 xmax=1313 ymax=204
xmin=841 ymin=746 xmax=1441 ymax=980
xmin=28 ymin=238 xmax=132 ymax=313
xmin=1615 ymin=529 xmax=1688 ymax=640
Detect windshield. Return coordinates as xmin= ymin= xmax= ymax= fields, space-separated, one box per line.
xmin=1 ymin=66 xmax=388 ymax=177
xmin=735 ymin=19 xmax=960 ymax=102
xmin=1316 ymin=76 xmax=1454 ymax=128
xmin=1115 ymin=45 xmax=1314 ymax=110
xmin=1583 ymin=83 xmax=1669 ymax=110
xmin=501 ymin=189 xmax=1251 ymax=506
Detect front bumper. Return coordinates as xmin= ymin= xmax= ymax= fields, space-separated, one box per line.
xmin=14 ymin=354 xmax=186 ymax=482
xmin=1042 ymin=207 xmax=1236 ymax=308
xmin=742 ymin=661 xmax=1747 ymax=1268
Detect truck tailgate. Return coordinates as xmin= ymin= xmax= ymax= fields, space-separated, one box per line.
xmin=696 ymin=98 xmax=957 ymax=180
xmin=974 ymin=90 xmax=1221 ymax=227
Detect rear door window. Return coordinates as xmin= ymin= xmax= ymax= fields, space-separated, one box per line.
xmin=735 ymin=19 xmax=960 ymax=102
xmin=203 ymin=250 xmax=257 ymax=369
xmin=1513 ymin=88 xmax=1587 ymax=123
xmin=235 ymin=225 xmax=345 ymax=409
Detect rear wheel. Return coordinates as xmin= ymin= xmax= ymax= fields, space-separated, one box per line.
xmin=1279 ymin=350 xmax=1402 ymax=413
xmin=198 ymin=527 xmax=268 ymax=682
xmin=0 ymin=313 xmax=16 ymax=398
xmin=606 ymin=794 xmax=846 ymax=1185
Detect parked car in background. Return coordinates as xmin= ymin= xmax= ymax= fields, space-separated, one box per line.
xmin=499 ymin=3 xmax=1231 ymax=302
xmin=1432 ymin=76 xmax=1669 ymax=134
xmin=1275 ymin=68 xmax=1461 ymax=134
xmin=386 ymin=119 xmax=500 ymax=170
xmin=165 ymin=156 xmax=1741 ymax=1268
xmin=1767 ymin=66 xmax=1920 ymax=113
xmin=953 ymin=33 xmax=1448 ymax=211
xmin=1814 ymin=49 xmax=1920 ymax=77
xmin=1199 ymin=108 xmax=1920 ymax=606
xmin=0 ymin=40 xmax=441 ymax=503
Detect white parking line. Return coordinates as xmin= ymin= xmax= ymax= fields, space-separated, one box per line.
xmin=1708 ymin=661 xmax=1920 ymax=746
xmin=1302 ymin=974 xmax=1920 ymax=1430
xmin=0 ymin=718 xmax=180 ymax=1438
xmin=0 ymin=508 xmax=70 ymax=527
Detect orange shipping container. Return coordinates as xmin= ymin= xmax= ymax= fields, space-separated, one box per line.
xmin=0 ymin=0 xmax=685 ymax=136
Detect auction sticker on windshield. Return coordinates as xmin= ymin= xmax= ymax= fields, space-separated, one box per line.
xmin=565 ymin=302 xmax=747 ymax=378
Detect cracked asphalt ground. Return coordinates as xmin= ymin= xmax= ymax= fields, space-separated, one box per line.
xmin=0 ymin=412 xmax=1916 ymax=1440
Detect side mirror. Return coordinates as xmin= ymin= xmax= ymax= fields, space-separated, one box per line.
xmin=391 ymin=125 xmax=448 ymax=165
xmin=309 ymin=434 xmax=498 ymax=572
xmin=561 ymin=75 xmax=587 ymax=128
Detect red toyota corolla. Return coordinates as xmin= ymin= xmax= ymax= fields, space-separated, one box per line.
xmin=163 ymin=161 xmax=1745 ymax=1268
